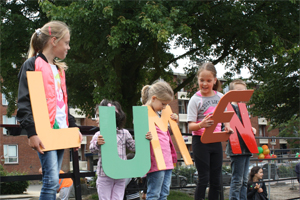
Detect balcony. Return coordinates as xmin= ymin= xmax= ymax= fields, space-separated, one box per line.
xmin=70 ymin=161 xmax=87 ymax=171
xmin=184 ymin=136 xmax=192 ymax=144
xmin=179 ymin=114 xmax=187 ymax=122
xmin=70 ymin=108 xmax=86 ymax=118
xmin=258 ymin=117 xmax=267 ymax=125
xmin=177 ymin=92 xmax=190 ymax=100
xmin=259 ymin=139 xmax=268 ymax=144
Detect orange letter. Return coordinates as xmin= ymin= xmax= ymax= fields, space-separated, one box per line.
xmin=27 ymin=72 xmax=81 ymax=151
xmin=201 ymin=90 xmax=254 ymax=144
xmin=148 ymin=105 xmax=193 ymax=170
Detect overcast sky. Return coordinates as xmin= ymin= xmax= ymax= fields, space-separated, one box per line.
xmin=169 ymin=43 xmax=251 ymax=79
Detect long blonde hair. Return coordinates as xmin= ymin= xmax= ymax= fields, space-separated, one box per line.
xmin=27 ymin=21 xmax=70 ymax=71
xmin=141 ymin=80 xmax=174 ymax=105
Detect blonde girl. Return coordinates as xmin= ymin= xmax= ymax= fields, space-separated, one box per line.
xmin=17 ymin=21 xmax=82 ymax=200
xmin=141 ymin=80 xmax=178 ymax=200
xmin=187 ymin=62 xmax=233 ymax=200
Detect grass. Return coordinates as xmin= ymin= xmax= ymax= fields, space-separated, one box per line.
xmin=168 ymin=190 xmax=194 ymax=200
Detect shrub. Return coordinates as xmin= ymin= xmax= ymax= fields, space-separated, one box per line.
xmin=0 ymin=165 xmax=29 ymax=194
xmin=173 ymin=166 xmax=196 ymax=184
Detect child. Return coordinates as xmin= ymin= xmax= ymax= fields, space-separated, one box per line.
xmin=226 ymin=79 xmax=257 ymax=200
xmin=39 ymin=168 xmax=74 ymax=200
xmin=89 ymin=99 xmax=152 ymax=200
xmin=17 ymin=21 xmax=82 ymax=200
xmin=187 ymin=62 xmax=233 ymax=200
xmin=123 ymin=153 xmax=147 ymax=200
xmin=141 ymin=80 xmax=178 ymax=200
xmin=247 ymin=166 xmax=268 ymax=200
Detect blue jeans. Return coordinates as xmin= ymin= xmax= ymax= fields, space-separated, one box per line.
xmin=229 ymin=155 xmax=251 ymax=200
xmin=146 ymin=170 xmax=172 ymax=200
xmin=38 ymin=149 xmax=64 ymax=200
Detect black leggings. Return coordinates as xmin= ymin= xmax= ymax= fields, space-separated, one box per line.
xmin=192 ymin=135 xmax=223 ymax=200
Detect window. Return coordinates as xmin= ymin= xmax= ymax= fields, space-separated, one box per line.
xmin=2 ymin=93 xmax=8 ymax=106
xmin=3 ymin=144 xmax=18 ymax=164
xmin=2 ymin=115 xmax=17 ymax=135
xmin=259 ymin=125 xmax=266 ymax=137
xmin=178 ymin=100 xmax=186 ymax=114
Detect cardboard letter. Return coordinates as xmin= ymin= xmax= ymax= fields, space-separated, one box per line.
xmin=201 ymin=90 xmax=254 ymax=143
xmin=148 ymin=105 xmax=193 ymax=170
xmin=27 ymin=72 xmax=81 ymax=151
xmin=100 ymin=106 xmax=151 ymax=179
xmin=227 ymin=103 xmax=258 ymax=154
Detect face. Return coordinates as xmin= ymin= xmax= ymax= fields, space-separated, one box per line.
xmin=53 ymin=31 xmax=70 ymax=60
xmin=233 ymin=83 xmax=246 ymax=91
xmin=254 ymin=169 xmax=263 ymax=180
xmin=197 ymin=70 xmax=217 ymax=96
xmin=150 ymin=96 xmax=171 ymax=112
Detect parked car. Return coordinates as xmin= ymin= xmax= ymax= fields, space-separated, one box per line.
xmin=171 ymin=172 xmax=188 ymax=187
xmin=193 ymin=170 xmax=232 ymax=186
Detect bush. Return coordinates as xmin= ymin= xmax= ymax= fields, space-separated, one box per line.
xmin=0 ymin=164 xmax=29 ymax=194
xmin=173 ymin=166 xmax=196 ymax=184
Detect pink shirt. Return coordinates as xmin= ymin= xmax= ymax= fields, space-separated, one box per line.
xmin=148 ymin=126 xmax=177 ymax=174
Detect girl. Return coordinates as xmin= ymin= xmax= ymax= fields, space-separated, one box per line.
xmin=141 ymin=80 xmax=178 ymax=200
xmin=247 ymin=166 xmax=268 ymax=200
xmin=187 ymin=62 xmax=233 ymax=200
xmin=17 ymin=21 xmax=82 ymax=200
xmin=89 ymin=99 xmax=152 ymax=200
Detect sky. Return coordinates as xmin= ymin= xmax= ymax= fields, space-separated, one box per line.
xmin=169 ymin=45 xmax=251 ymax=79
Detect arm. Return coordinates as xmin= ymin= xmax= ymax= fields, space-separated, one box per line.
xmin=89 ymin=132 xmax=102 ymax=154
xmin=188 ymin=115 xmax=214 ymax=131
xmin=247 ymin=183 xmax=258 ymax=198
xmin=16 ymin=57 xmax=45 ymax=154
xmin=125 ymin=129 xmax=135 ymax=151
xmin=16 ymin=57 xmax=36 ymax=138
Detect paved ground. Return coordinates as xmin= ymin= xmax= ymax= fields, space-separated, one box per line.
xmin=1 ymin=180 xmax=299 ymax=200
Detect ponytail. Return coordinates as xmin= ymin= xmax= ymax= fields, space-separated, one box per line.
xmin=27 ymin=21 xmax=70 ymax=71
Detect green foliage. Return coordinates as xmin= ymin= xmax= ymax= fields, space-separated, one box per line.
xmin=173 ymin=166 xmax=196 ymax=184
xmin=222 ymin=165 xmax=232 ymax=173
xmin=0 ymin=164 xmax=29 ymax=194
xmin=275 ymin=116 xmax=300 ymax=150
xmin=89 ymin=173 xmax=97 ymax=188
xmin=1 ymin=0 xmax=299 ymax=128
xmin=278 ymin=163 xmax=297 ymax=178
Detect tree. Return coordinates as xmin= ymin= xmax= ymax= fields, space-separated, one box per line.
xmin=1 ymin=1 xmax=299 ymax=128
xmin=0 ymin=0 xmax=49 ymax=115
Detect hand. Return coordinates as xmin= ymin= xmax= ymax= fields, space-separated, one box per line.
xmin=257 ymin=188 xmax=263 ymax=193
xmin=199 ymin=115 xmax=214 ymax=128
xmin=28 ymin=135 xmax=45 ymax=154
xmin=145 ymin=131 xmax=152 ymax=140
xmin=97 ymin=135 xmax=105 ymax=145
xmin=74 ymin=130 xmax=83 ymax=151
xmin=142 ymin=193 xmax=146 ymax=200
xmin=225 ymin=126 xmax=234 ymax=134
xmin=254 ymin=183 xmax=260 ymax=189
xmin=170 ymin=113 xmax=179 ymax=123
xmin=252 ymin=127 xmax=257 ymax=135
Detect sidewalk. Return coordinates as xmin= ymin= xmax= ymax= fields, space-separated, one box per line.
xmin=0 ymin=184 xmax=41 ymax=200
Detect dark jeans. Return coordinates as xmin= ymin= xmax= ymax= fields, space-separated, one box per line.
xmin=192 ymin=135 xmax=222 ymax=200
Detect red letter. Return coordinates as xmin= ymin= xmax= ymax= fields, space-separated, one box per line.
xmin=227 ymin=103 xmax=258 ymax=154
xmin=201 ymin=90 xmax=254 ymax=144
